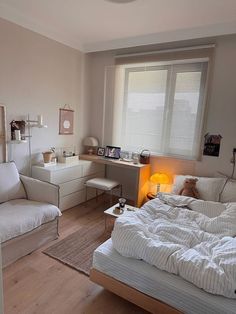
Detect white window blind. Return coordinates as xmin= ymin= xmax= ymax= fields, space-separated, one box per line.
xmin=103 ymin=59 xmax=209 ymax=160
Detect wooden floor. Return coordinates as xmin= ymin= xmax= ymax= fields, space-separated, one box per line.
xmin=3 ymin=197 xmax=149 ymax=314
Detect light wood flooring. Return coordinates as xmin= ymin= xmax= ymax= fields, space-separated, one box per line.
xmin=3 ymin=197 xmax=149 ymax=314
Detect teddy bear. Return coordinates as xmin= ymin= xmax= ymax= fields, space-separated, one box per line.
xmin=178 ymin=178 xmax=200 ymax=199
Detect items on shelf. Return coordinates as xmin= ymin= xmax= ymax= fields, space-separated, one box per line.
xmin=10 ymin=120 xmax=26 ymax=140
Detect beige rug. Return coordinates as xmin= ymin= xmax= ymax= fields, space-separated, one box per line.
xmin=43 ymin=218 xmax=110 ymax=276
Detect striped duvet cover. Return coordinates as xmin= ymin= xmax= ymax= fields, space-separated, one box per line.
xmin=111 ymin=194 xmax=236 ymax=299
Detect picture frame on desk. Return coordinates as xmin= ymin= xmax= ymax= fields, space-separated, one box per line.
xmin=97 ymin=147 xmax=105 ymax=156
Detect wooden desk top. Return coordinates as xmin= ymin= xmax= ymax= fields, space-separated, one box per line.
xmin=79 ymin=154 xmax=150 ymax=170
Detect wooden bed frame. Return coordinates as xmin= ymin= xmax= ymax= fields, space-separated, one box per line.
xmin=90 ymin=268 xmax=182 ymax=314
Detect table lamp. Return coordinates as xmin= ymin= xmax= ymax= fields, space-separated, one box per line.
xmin=83 ymin=137 xmax=99 ymax=155
xmin=150 ymin=172 xmax=169 ymax=196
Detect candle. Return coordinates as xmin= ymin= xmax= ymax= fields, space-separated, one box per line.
xmin=38 ymin=114 xmax=43 ymax=126
xmin=14 ymin=130 xmax=21 ymax=141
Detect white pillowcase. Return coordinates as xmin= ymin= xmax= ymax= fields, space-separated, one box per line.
xmin=220 ymin=179 xmax=236 ymax=203
xmin=189 ymin=200 xmax=226 ymax=218
xmin=172 ymin=175 xmax=225 ymax=202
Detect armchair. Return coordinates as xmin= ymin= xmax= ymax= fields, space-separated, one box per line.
xmin=0 ymin=162 xmax=61 ymax=267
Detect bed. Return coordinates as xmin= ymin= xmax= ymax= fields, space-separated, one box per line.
xmin=90 ymin=175 xmax=236 ymax=314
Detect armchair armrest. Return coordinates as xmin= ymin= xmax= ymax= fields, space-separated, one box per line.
xmin=20 ymin=175 xmax=59 ymax=207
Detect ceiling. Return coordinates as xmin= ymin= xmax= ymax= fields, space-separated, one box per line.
xmin=0 ymin=0 xmax=236 ymax=52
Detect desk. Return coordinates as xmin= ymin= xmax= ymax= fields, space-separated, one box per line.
xmin=80 ymin=154 xmax=150 ymax=207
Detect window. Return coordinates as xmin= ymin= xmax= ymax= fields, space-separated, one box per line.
xmin=104 ymin=59 xmax=209 ymax=160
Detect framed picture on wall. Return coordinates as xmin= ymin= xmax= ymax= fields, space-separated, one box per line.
xmin=59 ymin=107 xmax=74 ymax=135
xmin=203 ymin=133 xmax=222 ymax=157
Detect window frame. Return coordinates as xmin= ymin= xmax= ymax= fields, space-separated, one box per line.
xmin=117 ymin=60 xmax=209 ymax=160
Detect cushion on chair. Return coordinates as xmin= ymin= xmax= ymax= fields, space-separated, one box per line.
xmin=0 ymin=162 xmax=26 ymax=204
xmin=0 ymin=199 xmax=61 ymax=243
xmin=85 ymin=178 xmax=120 ymax=191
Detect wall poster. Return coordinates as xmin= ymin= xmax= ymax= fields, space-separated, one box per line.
xmin=203 ymin=133 xmax=222 ymax=157
xmin=59 ymin=105 xmax=74 ymax=135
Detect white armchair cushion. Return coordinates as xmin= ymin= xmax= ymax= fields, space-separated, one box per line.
xmin=20 ymin=175 xmax=59 ymax=207
xmin=172 ymin=175 xmax=225 ymax=201
xmin=0 ymin=162 xmax=26 ymax=204
xmin=0 ymin=199 xmax=61 ymax=243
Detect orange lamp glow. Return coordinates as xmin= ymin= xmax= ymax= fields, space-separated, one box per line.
xmin=150 ymin=172 xmax=169 ymax=196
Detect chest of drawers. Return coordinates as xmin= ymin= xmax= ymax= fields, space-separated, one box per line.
xmin=32 ymin=160 xmax=105 ymax=211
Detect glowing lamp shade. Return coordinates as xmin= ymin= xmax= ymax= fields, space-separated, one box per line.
xmin=83 ymin=137 xmax=99 ymax=155
xmin=150 ymin=173 xmax=169 ymax=196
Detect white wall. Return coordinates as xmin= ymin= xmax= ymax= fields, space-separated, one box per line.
xmin=88 ymin=35 xmax=236 ymax=199
xmin=0 ymin=17 xmax=90 ymax=174
xmin=1 ymin=16 xmax=236 ymax=199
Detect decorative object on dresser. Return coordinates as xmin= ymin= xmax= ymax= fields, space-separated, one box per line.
xmin=58 ymin=155 xmax=78 ymax=164
xmin=59 ymin=105 xmax=74 ymax=135
xmin=97 ymin=147 xmax=105 ymax=156
xmin=83 ymin=136 xmax=99 ymax=155
xmin=42 ymin=151 xmax=53 ymax=163
xmin=150 ymin=172 xmax=169 ymax=196
xmin=58 ymin=147 xmax=78 ymax=164
xmin=104 ymin=145 xmax=121 ymax=159
xmin=32 ymin=160 xmax=105 ymax=211
xmin=139 ymin=149 xmax=150 ymax=164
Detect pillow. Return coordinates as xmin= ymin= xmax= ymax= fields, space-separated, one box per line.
xmin=172 ymin=175 xmax=225 ymax=202
xmin=189 ymin=200 xmax=226 ymax=218
xmin=220 ymin=179 xmax=236 ymax=203
xmin=0 ymin=162 xmax=26 ymax=203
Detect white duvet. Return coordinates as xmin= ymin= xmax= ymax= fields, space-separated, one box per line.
xmin=111 ymin=194 xmax=236 ymax=299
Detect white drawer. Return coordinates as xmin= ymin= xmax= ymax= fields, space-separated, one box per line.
xmin=50 ymin=165 xmax=83 ymax=184
xmin=60 ymin=190 xmax=85 ymax=211
xmin=59 ymin=189 xmax=102 ymax=211
xmin=83 ymin=162 xmax=105 ymax=177
xmin=59 ymin=171 xmax=105 ymax=197
xmin=59 ymin=178 xmax=85 ymax=197
xmin=59 ymin=185 xmax=104 ymax=211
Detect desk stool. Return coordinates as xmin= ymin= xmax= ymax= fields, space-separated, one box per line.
xmin=85 ymin=177 xmax=122 ymax=206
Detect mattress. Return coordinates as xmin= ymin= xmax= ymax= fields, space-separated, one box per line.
xmin=92 ymin=239 xmax=236 ymax=314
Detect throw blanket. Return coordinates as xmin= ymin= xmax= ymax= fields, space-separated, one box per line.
xmin=111 ymin=194 xmax=236 ymax=298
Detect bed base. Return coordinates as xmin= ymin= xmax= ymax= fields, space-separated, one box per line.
xmin=90 ymin=268 xmax=182 ymax=314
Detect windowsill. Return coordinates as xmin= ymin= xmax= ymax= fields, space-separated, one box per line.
xmin=150 ymin=152 xmax=201 ymax=162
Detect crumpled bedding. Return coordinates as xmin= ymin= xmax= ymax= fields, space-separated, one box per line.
xmin=111 ymin=194 xmax=236 ymax=298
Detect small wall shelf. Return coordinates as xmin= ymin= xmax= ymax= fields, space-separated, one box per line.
xmin=8 ymin=140 xmax=27 ymax=144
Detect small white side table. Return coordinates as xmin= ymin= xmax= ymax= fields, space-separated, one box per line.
xmin=104 ymin=203 xmax=139 ymax=230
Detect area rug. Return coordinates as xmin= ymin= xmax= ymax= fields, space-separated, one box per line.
xmin=43 ymin=218 xmax=110 ymax=276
